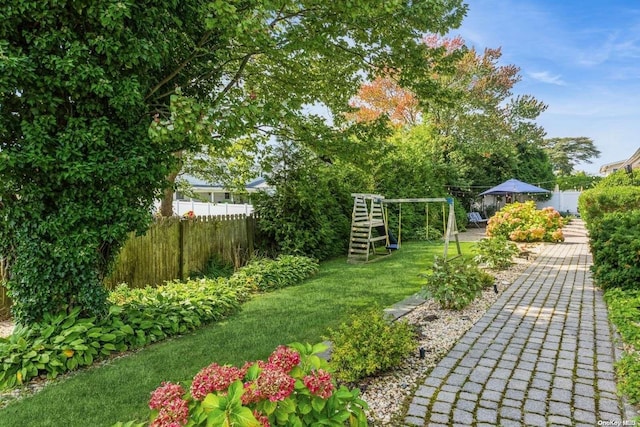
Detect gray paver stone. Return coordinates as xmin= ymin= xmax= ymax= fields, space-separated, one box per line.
xmin=574 ymin=408 xmax=597 ymax=425
xmin=523 ymin=398 xmax=546 ymax=415
xmin=403 ymin=415 xmax=423 ymax=426
xmin=573 ymin=395 xmax=595 ymax=411
xmin=461 ymin=381 xmax=483 ymax=394
xmin=407 ymin=404 xmax=427 ymax=418
xmin=458 ymin=391 xmax=478 ymax=402
xmin=476 ymin=407 xmax=498 ymax=424
xmin=548 ymin=401 xmax=572 ymax=417
xmin=500 ymin=406 xmax=522 ymax=421
xmin=436 ymin=390 xmax=456 ymax=404
xmin=523 ymin=412 xmax=546 ymax=426
xmin=452 ymin=409 xmax=473 ymax=425
xmin=455 ymin=399 xmax=476 ymax=412
xmin=412 ymin=396 xmax=429 ymax=406
xmin=429 ymin=411 xmax=450 ymax=424
xmin=550 ymin=388 xmax=572 ymax=403
xmin=431 ymin=401 xmax=451 ymax=415
xmin=415 ymin=385 xmax=437 ymax=399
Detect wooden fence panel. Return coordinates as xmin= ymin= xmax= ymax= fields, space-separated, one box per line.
xmin=105 ymin=214 xmax=257 ymax=289
xmin=0 ymin=214 xmax=259 ymax=315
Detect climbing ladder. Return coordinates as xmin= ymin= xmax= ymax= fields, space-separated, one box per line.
xmin=348 ymin=194 xmax=391 ymax=263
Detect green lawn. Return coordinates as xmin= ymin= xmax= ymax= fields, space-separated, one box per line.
xmin=0 ymin=241 xmax=475 ymax=427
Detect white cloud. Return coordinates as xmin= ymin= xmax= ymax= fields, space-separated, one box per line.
xmin=528 ymin=71 xmax=566 ymax=86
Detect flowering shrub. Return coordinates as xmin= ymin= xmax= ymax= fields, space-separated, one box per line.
xmin=486 ymin=201 xmax=564 ymax=242
xmin=114 ymin=343 xmax=368 ymax=427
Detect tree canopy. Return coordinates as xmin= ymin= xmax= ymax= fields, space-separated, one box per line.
xmin=0 ymin=0 xmax=467 ymax=323
xmin=541 ymin=137 xmax=601 ymax=175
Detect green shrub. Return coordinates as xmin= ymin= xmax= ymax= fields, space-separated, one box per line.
xmin=474 ymin=236 xmax=519 ymax=270
xmin=327 ymin=307 xmax=416 ymax=383
xmin=414 ymin=225 xmax=443 ymax=241
xmin=594 ymin=169 xmax=638 ymax=189
xmin=486 ymin=201 xmax=564 ymax=242
xmin=604 ymin=288 xmax=640 ymax=403
xmin=0 ymin=256 xmax=318 ymax=389
xmin=578 ymin=186 xmax=640 ymax=226
xmin=421 ymin=256 xmax=494 ymax=310
xmin=589 ymin=210 xmax=640 ymax=290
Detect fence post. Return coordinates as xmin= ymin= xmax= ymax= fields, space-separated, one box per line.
xmin=178 ymin=219 xmax=186 ymax=281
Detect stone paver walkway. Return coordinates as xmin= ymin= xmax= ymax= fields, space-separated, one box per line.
xmin=404 ymin=221 xmax=628 ymax=427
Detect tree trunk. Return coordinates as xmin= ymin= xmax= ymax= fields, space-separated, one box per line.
xmin=159 ymin=151 xmax=184 ymax=217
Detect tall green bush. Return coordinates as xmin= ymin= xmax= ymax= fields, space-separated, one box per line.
xmin=254 ymin=145 xmax=356 ymax=261
xmin=578 ymin=186 xmax=640 ymax=225
xmin=589 ymin=210 xmax=640 ymax=290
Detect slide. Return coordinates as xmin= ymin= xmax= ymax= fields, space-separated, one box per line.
xmin=376 ymin=225 xmax=399 ymax=250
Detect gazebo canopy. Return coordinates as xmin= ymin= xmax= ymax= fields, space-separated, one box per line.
xmin=479 ymin=178 xmax=550 ymax=196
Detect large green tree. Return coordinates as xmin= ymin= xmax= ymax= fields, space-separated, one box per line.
xmin=0 ymin=0 xmax=466 ymax=324
xmin=541 ymin=136 xmax=601 ymax=175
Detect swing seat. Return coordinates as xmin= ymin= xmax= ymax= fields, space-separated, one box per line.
xmin=387 ymin=243 xmax=399 ymax=250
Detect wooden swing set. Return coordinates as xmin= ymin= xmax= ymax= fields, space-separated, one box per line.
xmin=347 ymin=193 xmax=461 ymax=263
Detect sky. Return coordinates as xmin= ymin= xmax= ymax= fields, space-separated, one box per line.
xmin=454 ymin=0 xmax=640 ymax=174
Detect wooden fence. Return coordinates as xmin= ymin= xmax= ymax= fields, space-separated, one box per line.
xmin=105 ymin=214 xmax=257 ymax=289
xmin=0 ymin=214 xmax=259 ymax=317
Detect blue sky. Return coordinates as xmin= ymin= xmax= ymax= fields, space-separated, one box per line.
xmin=454 ymin=0 xmax=640 ymax=174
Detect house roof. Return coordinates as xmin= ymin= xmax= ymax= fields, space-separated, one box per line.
xmin=599 ymin=147 xmax=640 ymax=174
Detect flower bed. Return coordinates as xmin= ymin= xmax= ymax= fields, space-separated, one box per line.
xmin=0 ymin=256 xmax=318 ymax=390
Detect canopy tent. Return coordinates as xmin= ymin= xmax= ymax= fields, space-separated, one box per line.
xmin=479 ymin=178 xmax=550 ymax=196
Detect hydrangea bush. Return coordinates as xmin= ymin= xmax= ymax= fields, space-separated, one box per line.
xmin=486 ymin=201 xmax=565 ymax=243
xmin=115 ymin=343 xmax=368 ymax=427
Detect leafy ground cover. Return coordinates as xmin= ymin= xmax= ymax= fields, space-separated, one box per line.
xmin=604 ymin=288 xmax=640 ymax=404
xmin=0 ymin=242 xmax=474 ymax=427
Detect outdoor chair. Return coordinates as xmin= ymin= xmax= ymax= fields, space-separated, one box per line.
xmin=467 ymin=212 xmax=488 ymax=228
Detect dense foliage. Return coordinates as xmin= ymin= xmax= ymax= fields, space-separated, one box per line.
xmin=577 ymin=186 xmax=640 ymax=225
xmin=254 ymin=145 xmax=355 ymax=260
xmin=0 ymin=256 xmax=317 ymax=389
xmin=588 ymin=210 xmax=640 ymax=291
xmin=0 ymin=0 xmax=467 ymax=324
xmin=594 ymin=169 xmax=639 ymax=188
xmin=116 ymin=343 xmax=367 ymax=427
xmin=421 ymin=256 xmax=494 ymax=310
xmin=327 ymin=307 xmax=416 ymax=383
xmin=486 ymin=201 xmax=565 ymax=242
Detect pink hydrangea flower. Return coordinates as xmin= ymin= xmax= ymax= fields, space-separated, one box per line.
xmin=255 ymin=363 xmax=295 ymax=402
xmin=190 ymin=363 xmax=244 ymax=400
xmin=303 ymin=369 xmax=334 ymax=399
xmin=149 ymin=382 xmax=186 ymax=410
xmin=150 ymin=397 xmax=189 ymax=427
xmin=253 ymin=410 xmax=271 ymax=427
xmin=267 ymin=345 xmax=300 ymax=372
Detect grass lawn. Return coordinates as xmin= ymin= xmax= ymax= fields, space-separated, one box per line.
xmin=0 ymin=241 xmax=475 ymax=427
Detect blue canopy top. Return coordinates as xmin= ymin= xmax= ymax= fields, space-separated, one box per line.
xmin=479 ymin=178 xmax=551 ymax=196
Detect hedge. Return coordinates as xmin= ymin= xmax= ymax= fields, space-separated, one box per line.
xmin=589 ymin=210 xmax=640 ymax=290
xmin=578 ymin=186 xmax=640 ymax=226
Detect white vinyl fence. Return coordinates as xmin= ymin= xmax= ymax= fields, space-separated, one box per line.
xmin=536 ymin=190 xmax=581 ymax=215
xmin=155 ymin=200 xmax=254 ymax=217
